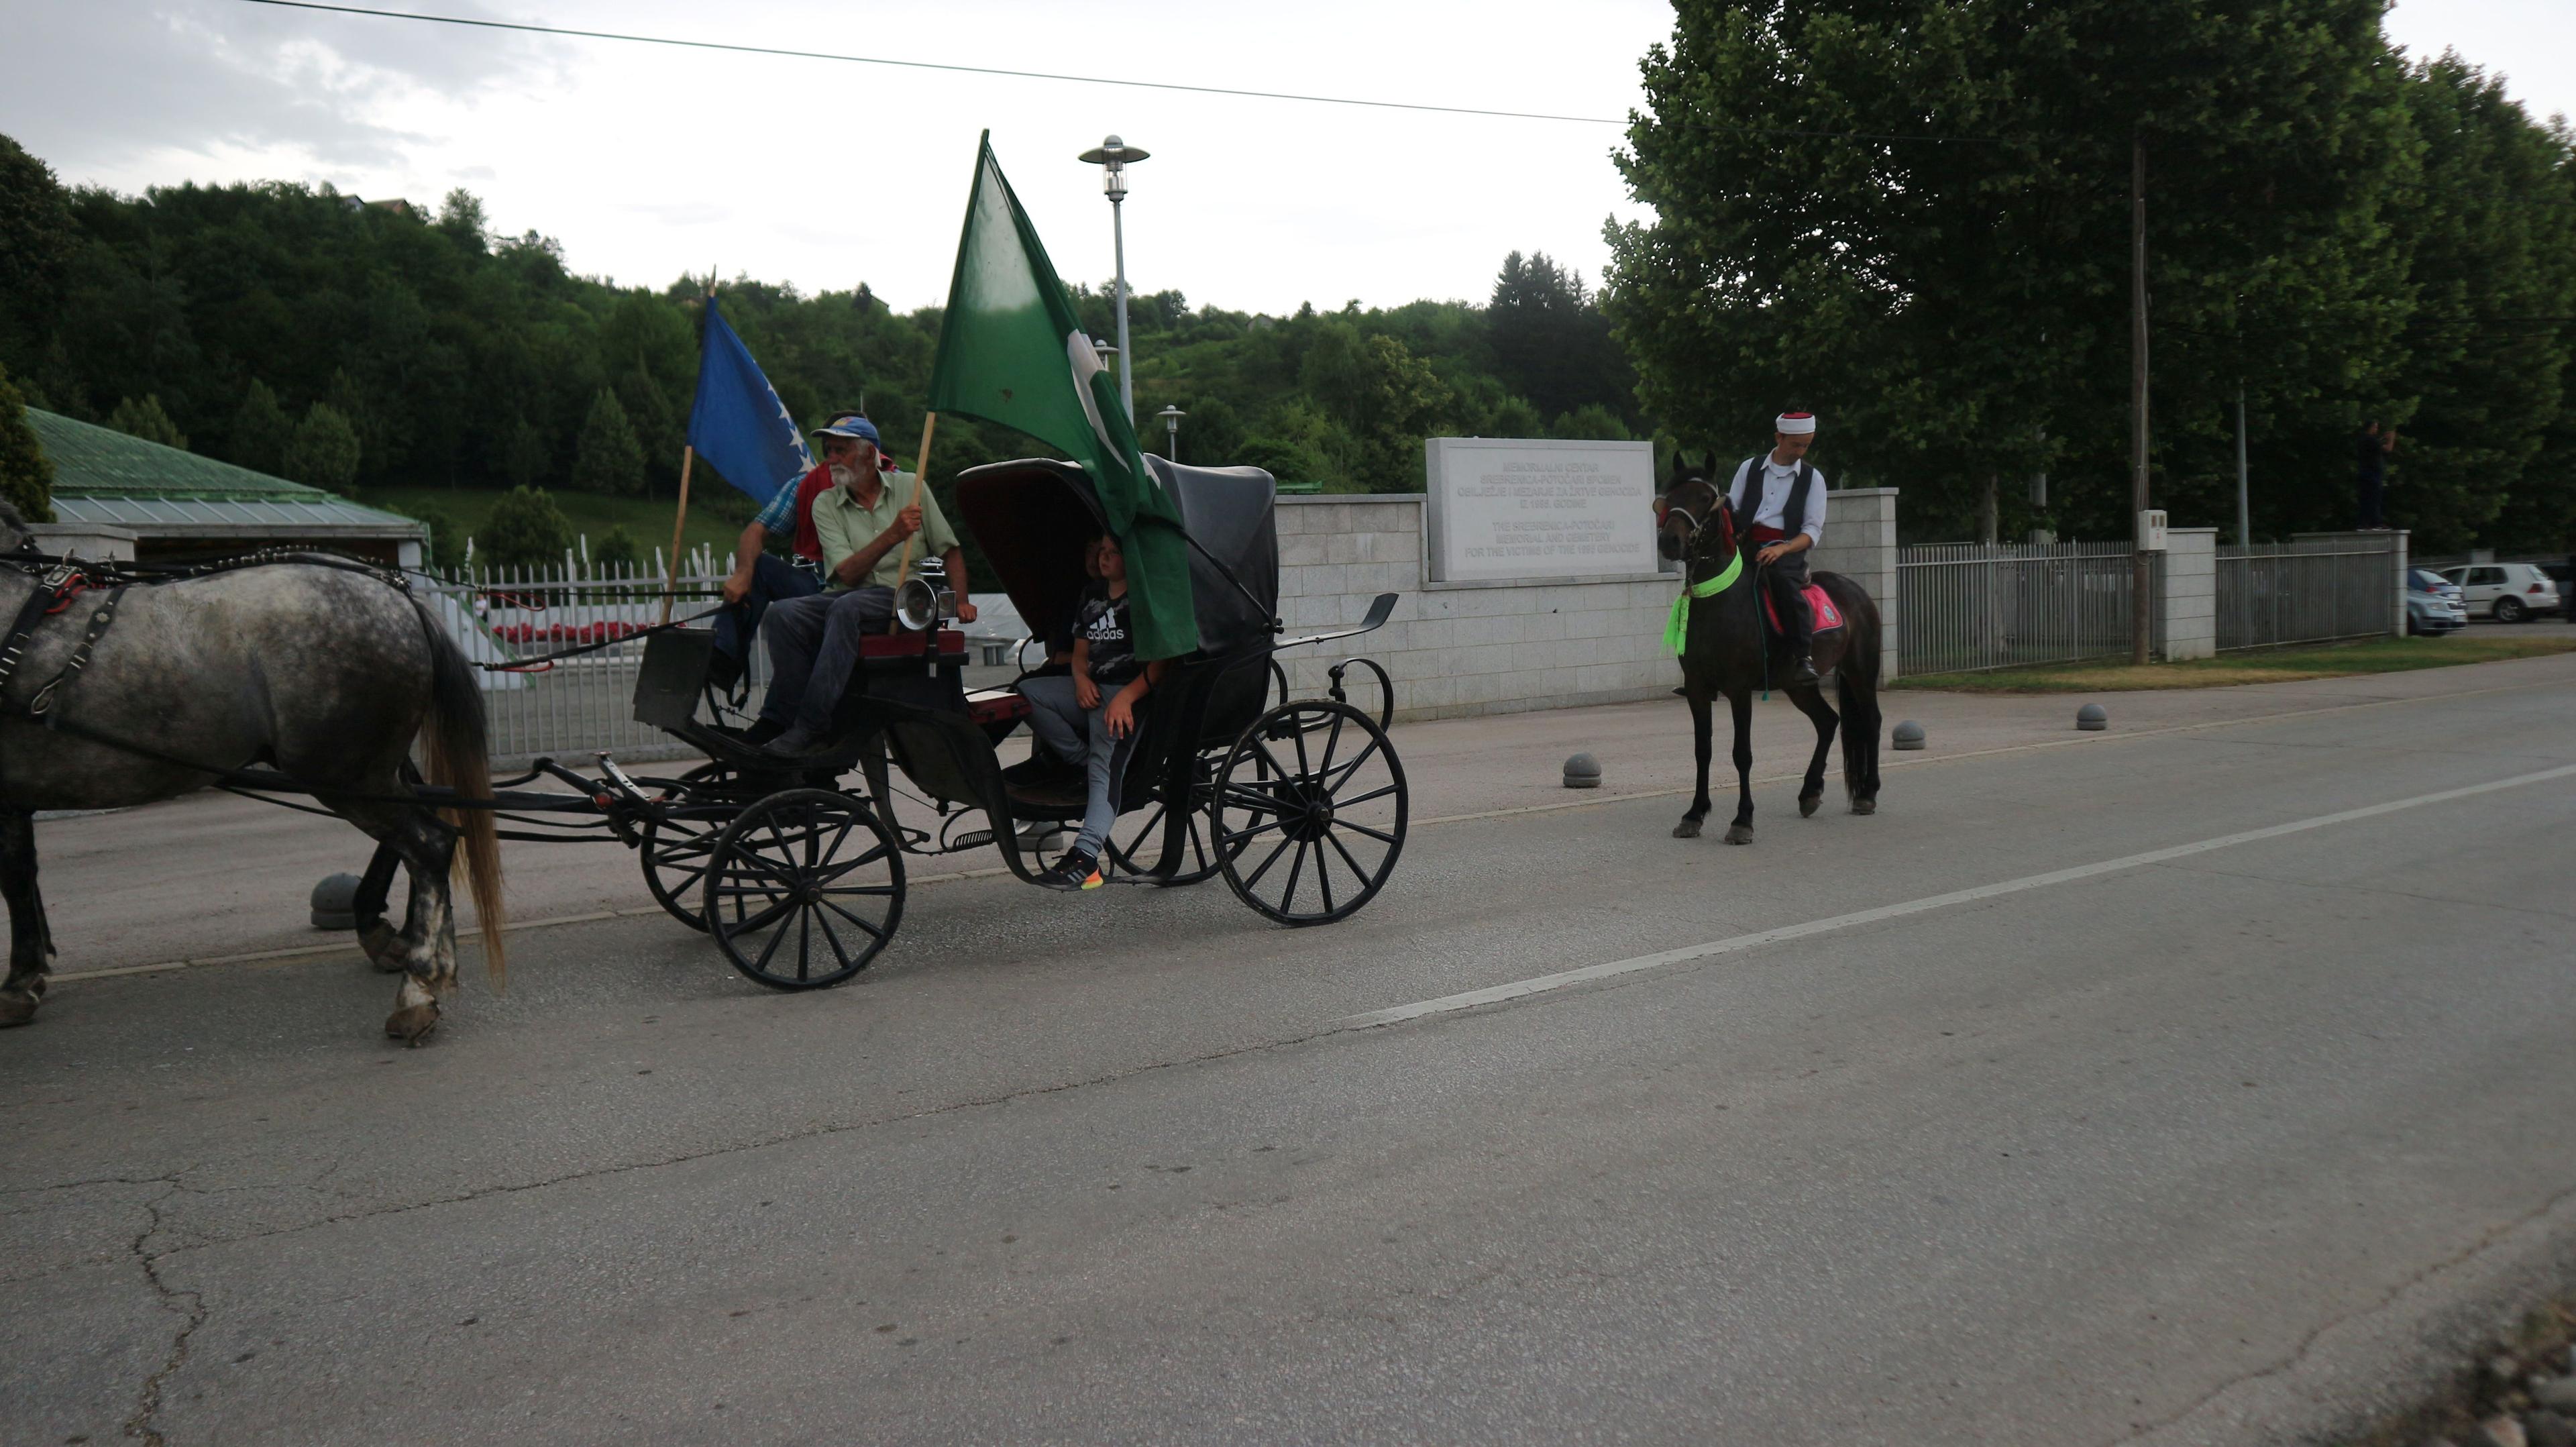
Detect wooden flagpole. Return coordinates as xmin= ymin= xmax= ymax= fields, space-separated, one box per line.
xmin=885 ymin=413 xmax=938 ymax=633
xmin=657 ymin=444 xmax=696 ymax=625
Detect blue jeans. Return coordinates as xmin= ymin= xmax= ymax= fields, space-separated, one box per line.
xmin=714 ymin=554 xmax=821 ymax=664
xmin=1018 ymin=674 xmax=1135 ymax=856
xmin=758 ymin=586 xmax=896 ymax=733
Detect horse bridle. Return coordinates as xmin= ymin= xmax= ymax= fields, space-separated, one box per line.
xmin=1660 ymin=479 xmax=1731 ymax=562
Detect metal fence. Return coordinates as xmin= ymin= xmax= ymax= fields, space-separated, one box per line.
xmin=1897 ymin=541 xmax=2159 ymax=675
xmin=2214 ymin=541 xmax=2396 ymax=651
xmin=417 ymin=549 xmax=742 ymax=765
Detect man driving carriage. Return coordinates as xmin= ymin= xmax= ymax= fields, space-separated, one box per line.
xmin=751 ymin=417 xmax=979 ymax=756
xmin=709 ymin=409 xmax=865 ymax=688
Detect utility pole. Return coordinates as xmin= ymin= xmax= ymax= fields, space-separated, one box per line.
xmin=2235 ymin=382 xmax=2251 ymax=546
xmin=2130 ymin=130 xmax=2153 ymax=665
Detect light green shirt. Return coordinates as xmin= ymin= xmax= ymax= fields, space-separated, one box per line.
xmin=810 ymin=470 xmax=961 ymax=592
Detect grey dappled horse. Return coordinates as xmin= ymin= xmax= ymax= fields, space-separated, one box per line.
xmin=0 ymin=502 xmax=504 ymax=1042
xmin=1658 ymin=453 xmax=1884 ymax=843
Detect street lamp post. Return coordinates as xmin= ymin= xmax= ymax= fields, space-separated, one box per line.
xmin=1155 ymin=405 xmax=1186 ymax=463
xmin=1078 ymin=136 xmax=1150 ymax=421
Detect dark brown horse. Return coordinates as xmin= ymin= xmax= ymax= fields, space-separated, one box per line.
xmin=1658 ymin=453 xmax=1883 ymax=843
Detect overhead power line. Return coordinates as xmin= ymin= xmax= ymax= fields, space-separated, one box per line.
xmin=233 ymin=0 xmax=2013 ymax=144
xmin=236 ymin=0 xmax=1628 ymax=126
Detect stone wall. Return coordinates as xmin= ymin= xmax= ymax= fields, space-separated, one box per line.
xmin=2161 ymin=527 xmax=2218 ymax=661
xmin=1275 ymin=488 xmax=1902 ymax=723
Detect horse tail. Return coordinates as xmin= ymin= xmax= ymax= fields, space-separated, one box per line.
xmin=413 ymin=596 xmax=507 ymax=989
xmin=1832 ymin=583 xmax=1884 ymax=804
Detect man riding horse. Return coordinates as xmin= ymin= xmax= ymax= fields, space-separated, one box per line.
xmin=1723 ymin=411 xmax=1828 ymax=687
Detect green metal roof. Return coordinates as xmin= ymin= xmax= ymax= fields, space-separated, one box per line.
xmin=23 ymin=407 xmax=423 ymax=539
xmin=25 ymin=408 xmax=328 ymax=501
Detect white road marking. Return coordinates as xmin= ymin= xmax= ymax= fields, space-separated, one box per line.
xmin=1335 ymin=761 xmax=2576 ymax=1032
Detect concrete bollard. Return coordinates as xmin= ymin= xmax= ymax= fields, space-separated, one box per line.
xmin=1892 ymin=720 xmax=1926 ymax=751
xmin=311 ymin=873 xmax=362 ymax=930
xmin=2077 ymin=703 xmax=2108 ymax=732
xmin=1562 ymin=753 xmax=1602 ymax=789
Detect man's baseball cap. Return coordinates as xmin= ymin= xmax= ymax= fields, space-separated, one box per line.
xmin=810 ymin=415 xmax=882 ymax=448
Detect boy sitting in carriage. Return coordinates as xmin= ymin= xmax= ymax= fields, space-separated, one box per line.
xmin=1018 ymin=533 xmax=1166 ymax=890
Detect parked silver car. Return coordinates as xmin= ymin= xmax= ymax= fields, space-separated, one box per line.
xmin=2438 ymin=562 xmax=2562 ymax=622
xmin=2407 ymin=568 xmax=2467 ymax=635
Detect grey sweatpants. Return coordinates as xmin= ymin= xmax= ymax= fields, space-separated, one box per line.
xmin=1018 ymin=674 xmax=1135 ymax=856
xmin=757 ymin=586 xmax=895 ymax=731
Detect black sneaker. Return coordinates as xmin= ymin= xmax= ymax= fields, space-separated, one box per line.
xmin=1037 ymin=848 xmax=1104 ymax=892
xmin=742 ymin=718 xmax=786 ymax=747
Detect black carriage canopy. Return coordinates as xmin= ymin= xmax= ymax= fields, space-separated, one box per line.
xmin=955 ymin=456 xmax=1279 ymax=660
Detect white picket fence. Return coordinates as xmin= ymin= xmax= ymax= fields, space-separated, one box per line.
xmin=420 ymin=548 xmax=749 ymax=765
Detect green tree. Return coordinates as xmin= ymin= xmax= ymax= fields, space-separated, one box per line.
xmin=282 ymin=403 xmax=362 ymax=494
xmin=1489 ymin=252 xmax=1631 ymax=424
xmin=592 ymin=524 xmax=642 ymax=569
xmin=2371 ymin=56 xmax=2576 ymax=549
xmin=108 ymin=393 xmax=187 ymax=450
xmin=496 ymin=416 xmax=549 ymax=487
xmin=476 ymin=484 xmax=574 ymax=570
xmin=571 ymin=387 xmax=645 ymax=496
xmin=1607 ymin=0 xmax=2419 ymax=540
xmin=228 ymin=378 xmax=292 ymax=475
xmin=1552 ymin=404 xmax=1633 ymax=441
xmin=0 ymin=134 xmax=77 ymax=380
xmin=0 ymin=360 xmax=56 ymax=522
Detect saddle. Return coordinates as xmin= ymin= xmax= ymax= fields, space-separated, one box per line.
xmin=1760 ymin=583 xmax=1844 ymax=638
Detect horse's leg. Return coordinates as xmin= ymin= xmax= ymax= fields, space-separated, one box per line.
xmin=1674 ymin=687 xmax=1713 ymax=839
xmin=1787 ymin=682 xmax=1840 ymax=818
xmin=1724 ymin=689 xmax=1757 ymax=845
xmin=0 ymin=811 xmax=53 ymax=1027
xmin=335 ymin=802 xmax=459 ymax=1044
xmin=354 ymin=841 xmax=405 ymax=973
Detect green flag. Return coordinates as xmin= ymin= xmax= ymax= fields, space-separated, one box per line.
xmin=924 ymin=133 xmax=1199 ymax=659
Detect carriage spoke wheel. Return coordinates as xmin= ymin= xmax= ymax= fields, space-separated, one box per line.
xmin=641 ymin=763 xmax=741 ymax=932
xmin=1104 ymin=754 xmax=1241 ymax=886
xmin=1214 ymin=700 xmax=1407 ymax=926
xmin=700 ymin=788 xmax=905 ymax=990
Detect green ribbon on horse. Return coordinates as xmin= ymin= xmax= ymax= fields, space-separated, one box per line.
xmin=1664 ymin=551 xmax=1743 ymax=655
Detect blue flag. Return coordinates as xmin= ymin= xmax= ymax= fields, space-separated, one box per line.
xmin=686 ymin=297 xmax=813 ymax=503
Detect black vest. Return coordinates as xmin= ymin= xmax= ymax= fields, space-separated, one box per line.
xmin=1731 ymin=455 xmax=1816 ymax=538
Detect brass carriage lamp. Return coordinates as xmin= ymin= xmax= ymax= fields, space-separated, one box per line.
xmin=1077 ymin=135 xmax=1150 ymax=422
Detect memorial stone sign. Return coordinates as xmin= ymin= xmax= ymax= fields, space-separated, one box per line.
xmin=1424 ymin=437 xmax=1660 ymax=583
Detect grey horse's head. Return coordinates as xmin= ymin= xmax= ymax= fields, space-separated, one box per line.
xmin=0 ymin=499 xmax=28 ymax=554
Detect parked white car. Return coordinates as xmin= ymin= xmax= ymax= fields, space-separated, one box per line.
xmin=2437 ymin=562 xmax=2561 ymax=623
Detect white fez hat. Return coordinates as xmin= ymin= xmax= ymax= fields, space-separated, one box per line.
xmin=1776 ymin=411 xmax=1817 ymax=435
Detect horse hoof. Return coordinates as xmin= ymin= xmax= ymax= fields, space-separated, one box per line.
xmin=361 ymin=921 xmax=403 ymax=973
xmin=1799 ymin=794 xmax=1821 ymax=818
xmin=1851 ymin=798 xmax=1878 ymax=816
xmin=0 ymin=991 xmax=38 ymax=1028
xmin=384 ymin=1004 xmax=440 ymax=1044
xmin=1723 ymin=825 xmax=1754 ymax=845
xmin=1672 ymin=818 xmax=1703 ymax=839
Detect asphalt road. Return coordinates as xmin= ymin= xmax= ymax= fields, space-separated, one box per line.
xmin=6 ymin=659 xmax=2576 ymax=1446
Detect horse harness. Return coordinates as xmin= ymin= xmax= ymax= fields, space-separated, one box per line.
xmin=0 ymin=545 xmax=411 ymax=723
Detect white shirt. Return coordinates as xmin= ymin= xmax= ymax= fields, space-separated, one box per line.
xmin=1725 ymin=453 xmax=1829 ymax=545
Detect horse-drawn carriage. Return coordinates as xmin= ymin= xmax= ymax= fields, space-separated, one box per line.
xmin=604 ymin=455 xmax=1409 ymax=989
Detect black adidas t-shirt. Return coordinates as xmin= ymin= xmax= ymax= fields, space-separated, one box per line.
xmin=1077 ymin=588 xmax=1140 ymax=686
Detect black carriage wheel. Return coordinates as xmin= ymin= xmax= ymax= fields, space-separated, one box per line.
xmin=700 ymin=788 xmax=905 ymax=990
xmin=1103 ymin=752 xmax=1254 ymax=887
xmin=640 ymin=762 xmax=735 ymax=932
xmin=1213 ymin=700 xmax=1407 ymax=926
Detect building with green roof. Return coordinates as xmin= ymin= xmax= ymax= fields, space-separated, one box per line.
xmin=23 ymin=409 xmax=426 ymax=565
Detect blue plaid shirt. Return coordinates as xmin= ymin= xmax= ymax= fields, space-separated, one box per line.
xmin=752 ymin=470 xmax=808 ymax=535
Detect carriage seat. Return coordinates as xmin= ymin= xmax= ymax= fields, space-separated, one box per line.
xmin=966 ymin=688 xmax=1032 ymax=729
xmin=857 ymin=628 xmax=967 ymax=665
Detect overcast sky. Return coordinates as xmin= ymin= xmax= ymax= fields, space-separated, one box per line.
xmin=4 ymin=0 xmax=2569 ymax=317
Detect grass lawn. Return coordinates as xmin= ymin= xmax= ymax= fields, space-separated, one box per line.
xmin=1892 ymin=633 xmax=2576 ymax=693
xmin=354 ymin=484 xmax=754 ymax=565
